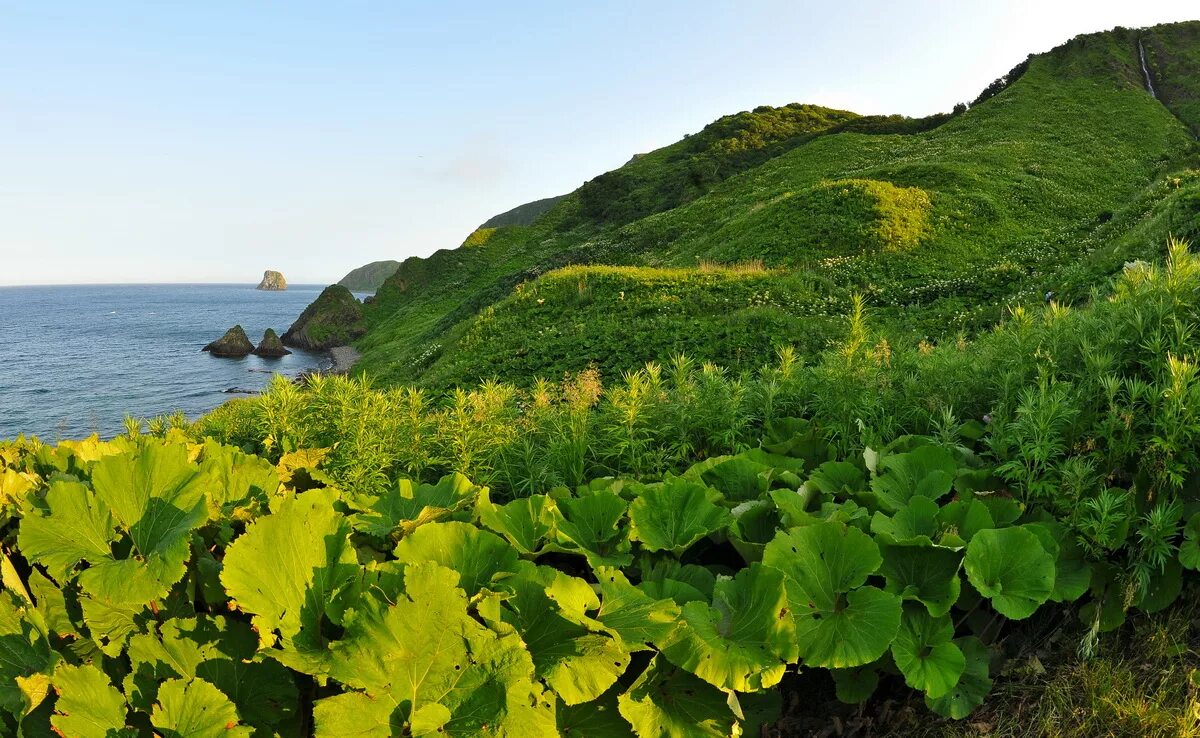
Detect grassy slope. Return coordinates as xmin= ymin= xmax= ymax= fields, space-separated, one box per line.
xmin=355 ymin=23 xmax=1199 ymax=389
xmin=336 ymin=259 xmax=400 ymax=292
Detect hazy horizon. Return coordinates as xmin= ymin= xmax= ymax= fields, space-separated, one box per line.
xmin=4 ymin=1 xmax=1197 ymax=286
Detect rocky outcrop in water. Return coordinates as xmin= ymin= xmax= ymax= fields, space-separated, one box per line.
xmin=253 ymin=328 xmax=291 ymax=357
xmin=257 ymin=270 xmax=287 ymax=291
xmin=282 ymin=285 xmax=367 ymax=350
xmin=203 ymin=325 xmax=255 ymax=357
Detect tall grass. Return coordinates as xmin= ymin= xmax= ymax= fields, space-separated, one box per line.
xmin=194 ymin=241 xmax=1200 ymax=524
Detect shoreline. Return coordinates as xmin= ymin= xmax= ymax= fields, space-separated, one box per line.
xmin=327 ymin=345 xmax=361 ymax=374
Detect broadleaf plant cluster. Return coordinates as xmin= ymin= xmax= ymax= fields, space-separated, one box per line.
xmin=4 ymin=412 xmax=1190 ymax=737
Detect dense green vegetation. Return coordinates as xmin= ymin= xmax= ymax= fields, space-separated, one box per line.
xmin=346 ymin=22 xmax=1200 ymax=390
xmin=480 ymin=195 xmax=567 ymax=229
xmin=8 ymin=20 xmax=1200 ymax=738
xmin=5 ymin=238 xmax=1200 ymax=735
xmin=336 ymin=260 xmax=401 ymax=293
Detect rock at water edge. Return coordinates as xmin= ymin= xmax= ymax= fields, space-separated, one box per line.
xmin=203 ymin=325 xmax=255 ymax=357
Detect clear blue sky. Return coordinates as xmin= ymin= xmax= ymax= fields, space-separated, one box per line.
xmin=2 ymin=1 xmax=1196 ymax=285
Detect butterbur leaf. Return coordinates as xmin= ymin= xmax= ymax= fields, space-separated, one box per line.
xmin=1180 ymin=513 xmax=1200 ymax=570
xmin=763 ymin=522 xmax=901 ymax=668
xmin=312 ymin=691 xmax=400 ymax=737
xmin=617 ymin=656 xmax=738 ymax=738
xmin=870 ymin=445 xmax=957 ymax=512
xmin=275 ymin=447 xmax=334 ymax=490
xmin=408 ymin=703 xmax=452 ymax=736
xmin=658 ymin=563 xmax=795 ymax=691
xmin=925 ymin=636 xmax=992 ymax=718
xmin=199 ymin=440 xmax=279 ymax=517
xmin=21 ymin=442 xmax=210 ymax=606
xmin=871 ymin=496 xmax=941 ymax=545
xmin=878 ymin=541 xmax=962 ymax=617
xmin=695 ymin=457 xmax=772 ymax=502
xmin=964 ymin=527 xmax=1055 ymax=619
xmin=937 ymin=499 xmax=995 ymax=542
xmin=51 ymin=663 xmax=133 ymax=738
xmin=806 ymin=461 xmax=866 ymax=497
xmin=0 ymin=591 xmax=58 ymax=719
xmin=728 ymin=500 xmax=782 ymax=563
xmin=891 ymin=607 xmax=965 ymax=698
xmin=1024 ymin=521 xmax=1091 ymax=603
xmin=151 ymin=678 xmax=252 ymax=738
xmin=555 ymin=567 xmax=681 ymax=650
xmin=325 ymin=562 xmax=554 ymax=735
xmin=477 ymin=491 xmax=556 ymax=555
xmin=557 ymin=684 xmax=635 ymax=736
xmin=16 ymin=480 xmax=116 ymax=586
xmin=499 ymin=566 xmax=629 ymax=705
xmin=768 ymin=487 xmax=818 ymax=527
xmin=220 ymin=488 xmax=360 ymax=668
xmin=629 ymin=478 xmax=733 ymax=555
xmin=393 ymin=521 xmax=518 ymax=596
xmin=553 ymin=490 xmax=633 ymax=569
xmin=125 ymin=615 xmax=298 ymax=732
xmin=1136 ymin=558 xmax=1182 ymax=614
xmin=86 ymin=443 xmax=210 ymax=603
xmin=638 ymin=559 xmax=717 ymax=606
xmin=831 ymin=666 xmax=879 ymax=704
xmin=762 ymin=418 xmax=830 ymax=467
xmin=351 ymin=473 xmax=479 ymax=540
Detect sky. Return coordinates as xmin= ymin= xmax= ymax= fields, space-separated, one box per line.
xmin=1 ymin=1 xmax=1197 ymax=285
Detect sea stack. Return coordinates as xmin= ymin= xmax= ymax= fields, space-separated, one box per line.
xmin=257 ymin=270 xmax=287 ymax=291
xmin=253 ymin=328 xmax=292 ymax=357
xmin=282 ymin=285 xmax=367 ymax=350
xmin=203 ymin=325 xmax=255 ymax=357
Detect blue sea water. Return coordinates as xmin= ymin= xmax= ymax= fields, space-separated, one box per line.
xmin=0 ymin=284 xmax=341 ymax=440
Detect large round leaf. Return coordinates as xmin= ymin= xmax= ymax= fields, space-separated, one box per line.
xmin=791 ymin=586 xmax=901 ymax=668
xmin=1024 ymin=521 xmax=1091 ymax=603
xmin=878 ymin=541 xmax=962 ymax=617
xmin=870 ymin=495 xmax=941 ymax=545
xmin=150 ymin=678 xmax=252 ymax=738
xmin=617 ymin=656 xmax=738 ymax=738
xmin=325 ymin=562 xmax=554 ymax=736
xmin=658 ymin=563 xmax=795 ymax=691
xmin=393 ymin=521 xmax=518 ymax=596
xmin=763 ymin=522 xmax=901 ymax=668
xmin=628 ymin=478 xmax=732 ymax=555
xmin=552 ymin=490 xmax=633 ymax=569
xmin=964 ymin=526 xmax=1055 ymax=620
xmin=51 ymin=663 xmax=132 ymax=738
xmin=498 ymin=567 xmax=629 ymax=705
xmin=891 ymin=607 xmax=964 ymax=698
xmin=220 ymin=488 xmax=360 ymax=665
xmin=925 ymin=636 xmax=992 ymax=719
xmin=477 ymin=492 xmax=555 ymax=555
xmin=870 ymin=445 xmax=957 ymax=512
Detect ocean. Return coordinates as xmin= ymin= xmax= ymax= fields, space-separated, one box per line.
xmin=0 ymin=284 xmax=345 ymax=440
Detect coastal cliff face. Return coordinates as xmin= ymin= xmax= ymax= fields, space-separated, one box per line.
xmin=257 ymin=270 xmax=287 ymax=291
xmin=281 ymin=285 xmax=366 ymax=350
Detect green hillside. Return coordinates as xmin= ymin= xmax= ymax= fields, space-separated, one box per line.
xmin=326 ymin=23 xmax=1200 ymax=391
xmin=336 ymin=259 xmax=401 ymax=292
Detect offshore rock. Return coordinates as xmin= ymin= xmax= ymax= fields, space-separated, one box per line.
xmin=253 ymin=328 xmax=291 ymax=357
xmin=203 ymin=325 xmax=254 ymax=357
xmin=282 ymin=285 xmax=367 ymax=351
xmin=257 ymin=270 xmax=287 ymax=291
